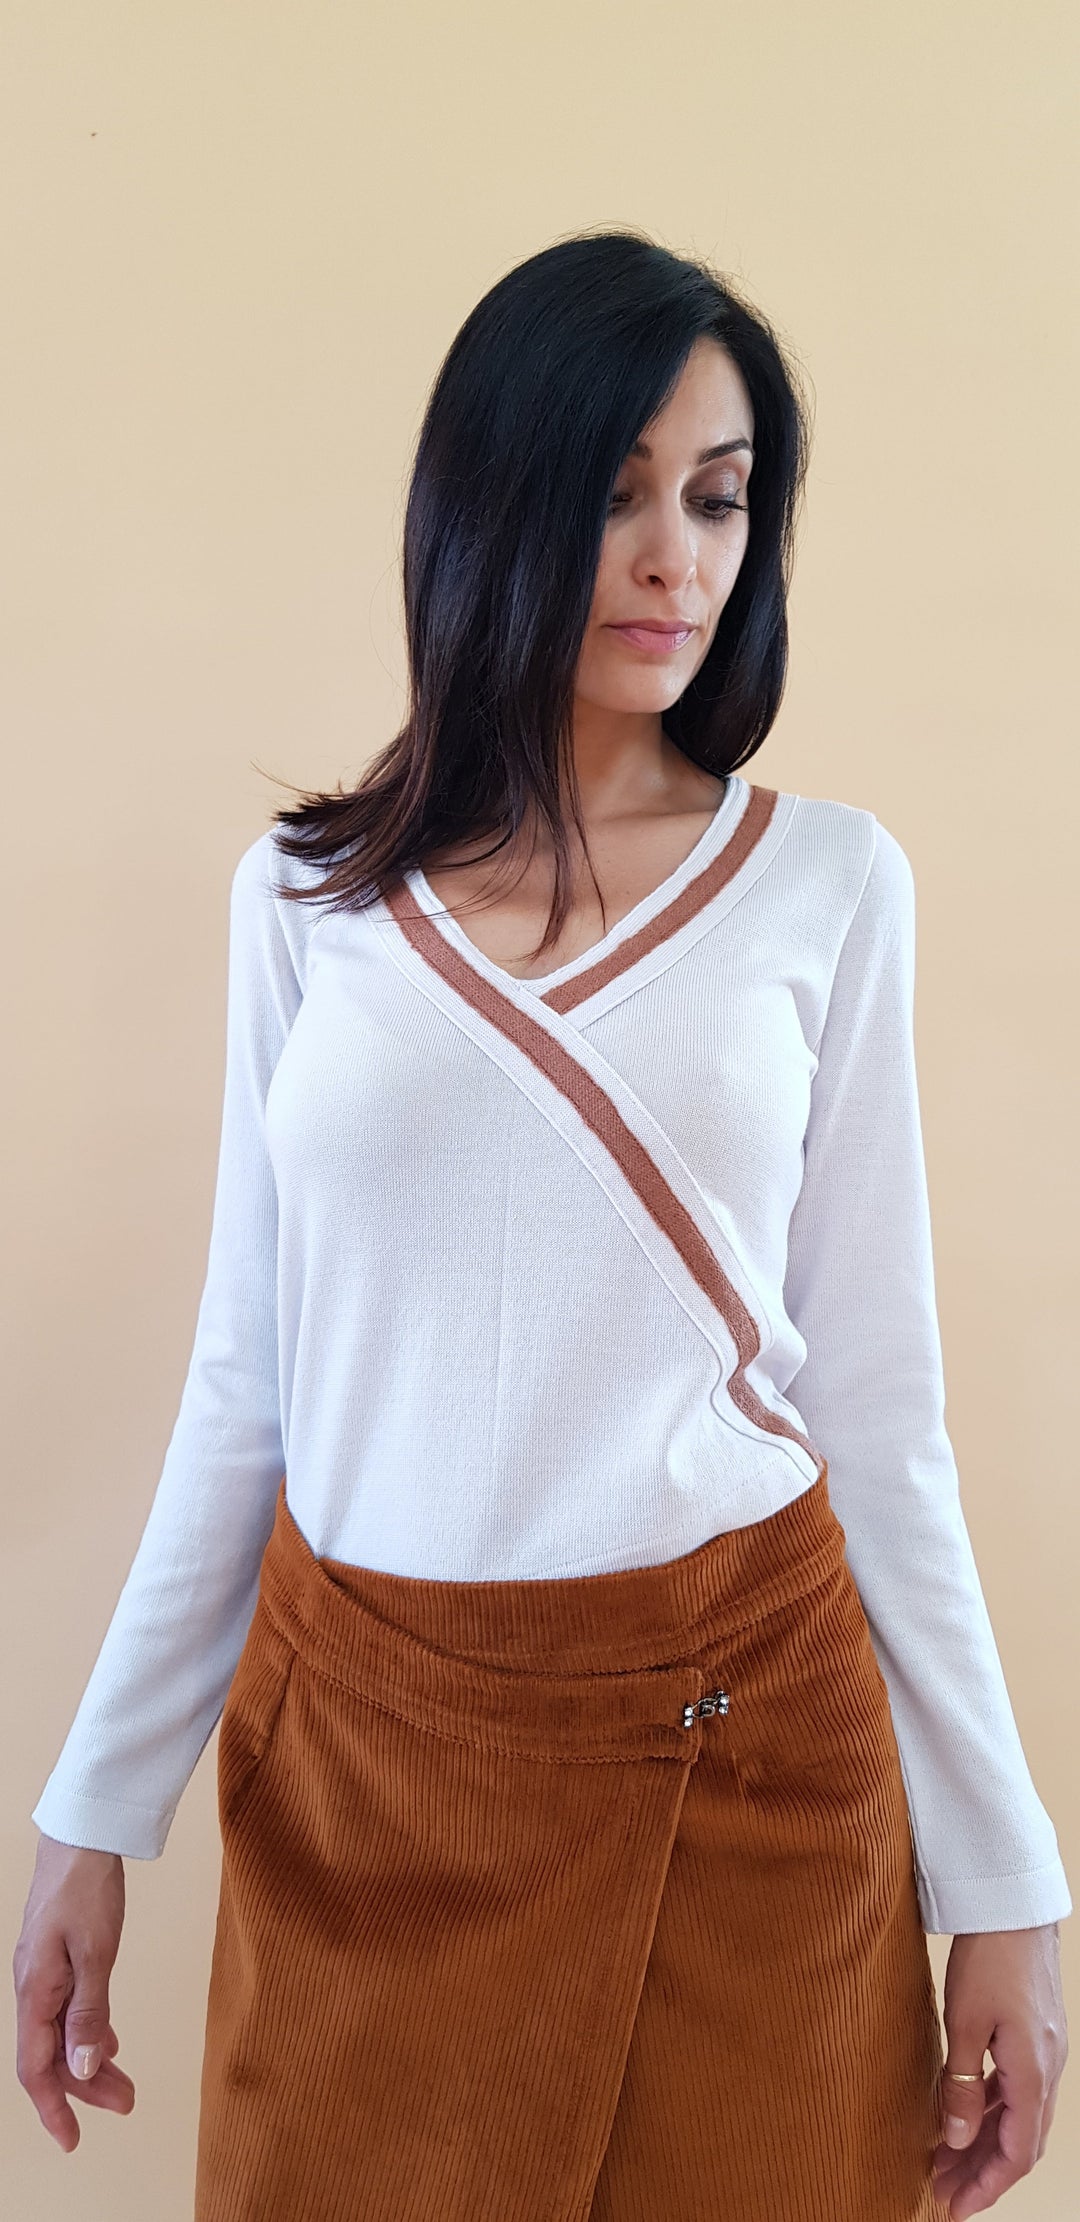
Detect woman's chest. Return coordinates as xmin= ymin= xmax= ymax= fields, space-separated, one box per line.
xmin=265 ymin=909 xmax=817 ymax=1239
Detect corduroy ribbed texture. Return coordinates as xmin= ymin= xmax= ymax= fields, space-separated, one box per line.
xmin=194 ymin=1470 xmax=947 ymax=2221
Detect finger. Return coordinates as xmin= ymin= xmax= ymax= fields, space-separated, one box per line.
xmin=60 ymin=1945 xmax=115 ymax=2082
xmin=57 ymin=2003 xmax=123 ymax=2075
xmin=932 ymin=2097 xmax=1002 ymax=2201
xmin=984 ymin=2054 xmax=1053 ymax=2183
xmin=943 ymin=2093 xmax=1045 ymax=2221
xmin=14 ymin=1960 xmax=81 ymax=2151
xmin=55 ymin=2050 xmax=135 ymax=2116
xmin=938 ymin=2061 xmax=989 ymax=2153
xmin=948 ymin=2149 xmax=1024 ymax=2220
xmin=1036 ymin=2070 xmax=1064 ymax=2160
xmin=54 ymin=1997 xmax=135 ymax=2117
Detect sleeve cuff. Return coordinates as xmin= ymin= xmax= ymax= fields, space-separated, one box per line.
xmin=31 ymin=1785 xmax=173 ymax=1861
xmin=915 ymin=1855 xmax=1073 ymax=1936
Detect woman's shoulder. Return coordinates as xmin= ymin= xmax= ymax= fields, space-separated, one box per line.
xmin=761 ymin=781 xmax=914 ymax=949
xmin=226 ymin=821 xmax=336 ymax=988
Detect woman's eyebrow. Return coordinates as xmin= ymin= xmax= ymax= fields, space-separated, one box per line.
xmin=628 ymin=437 xmax=754 ymax=464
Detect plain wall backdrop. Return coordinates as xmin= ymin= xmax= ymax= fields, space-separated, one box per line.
xmin=4 ymin=3 xmax=1077 ymax=2214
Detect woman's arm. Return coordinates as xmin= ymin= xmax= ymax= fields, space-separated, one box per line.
xmin=781 ymin=816 xmax=1071 ymax=1937
xmin=30 ymin=831 xmax=305 ymax=1858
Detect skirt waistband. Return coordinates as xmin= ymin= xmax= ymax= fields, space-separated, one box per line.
xmin=254 ymin=1468 xmax=847 ymax=1763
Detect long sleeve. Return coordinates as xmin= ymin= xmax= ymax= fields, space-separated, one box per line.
xmin=782 ymin=818 xmax=1072 ymax=1936
xmin=31 ymin=834 xmax=303 ymax=1859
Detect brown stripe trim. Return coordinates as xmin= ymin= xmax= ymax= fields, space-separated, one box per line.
xmin=382 ymin=871 xmax=824 ymax=1477
xmin=542 ymin=782 xmax=779 ymax=1013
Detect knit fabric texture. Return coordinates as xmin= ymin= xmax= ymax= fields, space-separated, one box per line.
xmin=31 ymin=774 xmax=1072 ymax=1935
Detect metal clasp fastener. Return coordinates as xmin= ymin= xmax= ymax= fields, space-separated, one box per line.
xmin=682 ymin=1686 xmax=730 ymax=1727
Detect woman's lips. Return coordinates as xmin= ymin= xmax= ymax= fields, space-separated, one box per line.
xmin=607 ymin=623 xmax=695 ymax=652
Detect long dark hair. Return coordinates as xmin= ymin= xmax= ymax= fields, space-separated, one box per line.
xmin=266 ymin=226 xmax=812 ymax=960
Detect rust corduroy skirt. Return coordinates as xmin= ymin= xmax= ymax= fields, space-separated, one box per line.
xmin=194 ymin=1470 xmax=947 ymax=2221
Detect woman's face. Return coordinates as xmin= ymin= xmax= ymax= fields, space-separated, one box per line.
xmin=575 ymin=336 xmax=755 ymax=717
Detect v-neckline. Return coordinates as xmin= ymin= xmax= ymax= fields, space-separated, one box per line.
xmin=405 ymin=774 xmax=748 ymax=998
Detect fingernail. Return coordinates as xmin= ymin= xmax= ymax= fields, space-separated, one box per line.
xmin=73 ymin=2044 xmax=100 ymax=2078
xmin=945 ymin=2115 xmax=970 ymax=2146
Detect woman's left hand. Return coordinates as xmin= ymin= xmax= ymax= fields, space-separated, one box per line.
xmin=930 ymin=1921 xmax=1068 ymax=2217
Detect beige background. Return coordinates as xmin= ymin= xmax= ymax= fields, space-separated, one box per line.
xmin=4 ymin=3 xmax=1077 ymax=2214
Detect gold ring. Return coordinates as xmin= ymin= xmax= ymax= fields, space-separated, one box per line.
xmin=943 ymin=2069 xmax=983 ymax=2082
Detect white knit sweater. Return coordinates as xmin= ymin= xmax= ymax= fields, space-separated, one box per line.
xmin=31 ymin=774 xmax=1072 ymax=1935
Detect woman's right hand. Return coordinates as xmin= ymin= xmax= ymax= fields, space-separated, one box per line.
xmin=13 ymin=1832 xmax=136 ymax=2151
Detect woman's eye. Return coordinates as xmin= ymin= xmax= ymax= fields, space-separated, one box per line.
xmin=607 ymin=491 xmax=746 ymax=522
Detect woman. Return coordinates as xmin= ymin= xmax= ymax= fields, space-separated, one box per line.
xmin=15 ymin=229 xmax=1070 ymax=2220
